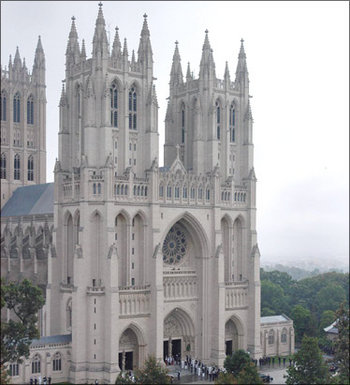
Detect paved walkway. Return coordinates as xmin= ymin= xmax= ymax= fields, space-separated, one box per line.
xmin=167 ymin=363 xmax=289 ymax=384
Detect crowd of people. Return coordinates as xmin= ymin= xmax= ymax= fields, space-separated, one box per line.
xmin=29 ymin=376 xmax=51 ymax=385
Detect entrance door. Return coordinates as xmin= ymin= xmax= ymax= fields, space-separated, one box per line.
xmin=226 ymin=340 xmax=233 ymax=356
xmin=163 ymin=340 xmax=169 ymax=361
xmin=125 ymin=352 xmax=133 ymax=370
xmin=172 ymin=339 xmax=181 ymax=360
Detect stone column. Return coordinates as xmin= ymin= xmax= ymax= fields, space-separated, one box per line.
xmin=168 ymin=337 xmax=172 ymax=358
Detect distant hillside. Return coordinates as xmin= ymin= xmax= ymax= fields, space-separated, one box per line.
xmin=261 ymin=263 xmax=347 ymax=281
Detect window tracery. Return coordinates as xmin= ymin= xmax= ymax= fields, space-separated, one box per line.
xmin=162 ymin=224 xmax=187 ymax=265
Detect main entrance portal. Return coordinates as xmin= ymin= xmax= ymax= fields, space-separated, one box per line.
xmin=163 ymin=339 xmax=182 ymax=361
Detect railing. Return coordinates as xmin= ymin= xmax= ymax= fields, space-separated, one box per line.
xmin=119 ymin=285 xmax=151 ymax=317
xmin=163 ymin=272 xmax=198 ymax=301
xmin=87 ymin=286 xmax=105 ymax=295
xmin=225 ymin=283 xmax=248 ymax=310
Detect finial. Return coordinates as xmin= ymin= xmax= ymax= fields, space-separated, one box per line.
xmin=175 ymin=40 xmax=179 ymax=46
xmin=205 ymin=29 xmax=208 ymax=34
xmin=99 ymin=2 xmax=103 ymax=8
xmin=143 ymin=13 xmax=148 ymax=18
xmin=71 ymin=16 xmax=76 ymax=21
xmin=115 ymin=26 xmax=119 ymax=31
xmin=241 ymin=38 xmax=244 ymax=43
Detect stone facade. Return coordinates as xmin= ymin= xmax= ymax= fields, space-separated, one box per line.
xmin=0 ymin=39 xmax=46 ymax=208
xmin=1 ymin=4 xmax=294 ymax=384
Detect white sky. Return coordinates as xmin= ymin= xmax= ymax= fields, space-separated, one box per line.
xmin=1 ymin=1 xmax=349 ymax=268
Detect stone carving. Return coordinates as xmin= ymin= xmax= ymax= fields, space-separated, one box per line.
xmin=107 ymin=243 xmax=118 ymax=259
xmin=164 ymin=315 xmax=181 ymax=338
xmin=74 ymin=244 xmax=83 ymax=258
xmin=119 ymin=329 xmax=137 ymax=349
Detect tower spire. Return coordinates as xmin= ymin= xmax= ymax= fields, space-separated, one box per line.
xmin=92 ymin=2 xmax=109 ymax=59
xmin=33 ymin=36 xmax=45 ymax=84
xmin=111 ymin=26 xmax=122 ymax=63
xmin=224 ymin=61 xmax=230 ymax=83
xmin=235 ymin=38 xmax=249 ymax=87
xmin=137 ymin=13 xmax=153 ymax=72
xmin=199 ymin=29 xmax=216 ymax=80
xmin=186 ymin=62 xmax=192 ymax=81
xmin=13 ymin=46 xmax=22 ymax=71
xmin=170 ymin=40 xmax=183 ymax=87
xmin=66 ymin=17 xmax=80 ymax=66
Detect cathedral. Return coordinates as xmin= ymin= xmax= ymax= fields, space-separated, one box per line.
xmin=1 ymin=4 xmax=294 ymax=384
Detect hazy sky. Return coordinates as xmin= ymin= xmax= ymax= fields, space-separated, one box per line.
xmin=1 ymin=1 xmax=349 ymax=268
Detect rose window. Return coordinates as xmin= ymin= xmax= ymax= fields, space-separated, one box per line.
xmin=162 ymin=224 xmax=187 ymax=265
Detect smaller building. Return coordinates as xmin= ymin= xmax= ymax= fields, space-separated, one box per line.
xmin=324 ymin=321 xmax=338 ymax=342
xmin=260 ymin=314 xmax=294 ymax=357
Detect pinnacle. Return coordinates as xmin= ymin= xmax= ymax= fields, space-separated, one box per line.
xmin=123 ymin=38 xmax=128 ymax=56
xmin=36 ymin=35 xmax=44 ymax=52
xmin=239 ymin=38 xmax=246 ymax=59
xmin=69 ymin=16 xmax=78 ymax=38
xmin=141 ymin=12 xmax=150 ymax=37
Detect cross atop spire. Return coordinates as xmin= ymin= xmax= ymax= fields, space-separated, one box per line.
xmin=71 ymin=16 xmax=75 ymax=21
xmin=99 ymin=2 xmax=103 ymax=8
xmin=143 ymin=13 xmax=147 ymax=18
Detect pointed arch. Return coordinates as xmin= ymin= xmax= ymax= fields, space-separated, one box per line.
xmin=233 ymin=215 xmax=244 ymax=281
xmin=1 ymin=90 xmax=7 ymax=121
xmin=115 ymin=211 xmax=128 ymax=286
xmin=66 ymin=212 xmax=74 ymax=284
xmin=131 ymin=212 xmax=145 ymax=285
xmin=13 ymin=91 xmax=20 ymax=123
xmin=119 ymin=321 xmax=146 ymax=346
xmin=221 ymin=215 xmax=232 ymax=282
xmin=27 ymin=94 xmax=34 ymax=124
xmin=0 ymin=153 xmax=6 ymax=179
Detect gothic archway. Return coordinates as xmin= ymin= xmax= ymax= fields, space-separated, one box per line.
xmin=119 ymin=325 xmax=145 ymax=370
xmin=225 ymin=316 xmax=244 ymax=355
xmin=163 ymin=307 xmax=195 ymax=361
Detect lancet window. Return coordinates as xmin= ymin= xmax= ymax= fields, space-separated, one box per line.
xmin=128 ymin=87 xmax=137 ymax=130
xmin=0 ymin=153 xmax=6 ymax=179
xmin=14 ymin=154 xmax=20 ymax=180
xmin=27 ymin=95 xmax=34 ymax=124
xmin=110 ymin=83 xmax=118 ymax=127
xmin=13 ymin=92 xmax=20 ymax=123
xmin=230 ymin=104 xmax=235 ymax=142
xmin=1 ymin=92 xmax=6 ymax=121
xmin=216 ymin=101 xmax=221 ymax=140
xmin=181 ymin=106 xmax=185 ymax=143
xmin=27 ymin=155 xmax=34 ymax=181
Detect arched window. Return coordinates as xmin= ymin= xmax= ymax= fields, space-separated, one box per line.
xmin=206 ymin=188 xmax=210 ymax=200
xmin=230 ymin=103 xmax=235 ymax=142
xmin=27 ymin=155 xmax=34 ymax=181
xmin=13 ymin=92 xmax=20 ymax=123
xmin=268 ymin=330 xmax=275 ymax=345
xmin=97 ymin=183 xmax=101 ymax=194
xmin=9 ymin=363 xmax=19 ymax=377
xmin=27 ymin=95 xmax=34 ymax=124
xmin=190 ymin=186 xmax=195 ymax=199
xmin=14 ymin=154 xmax=20 ymax=180
xmin=53 ymin=352 xmax=62 ymax=371
xmin=0 ymin=153 xmax=6 ymax=179
xmin=183 ymin=186 xmax=187 ymax=199
xmin=128 ymin=87 xmax=137 ymax=130
xmin=32 ymin=354 xmax=41 ymax=374
xmin=181 ymin=106 xmax=185 ymax=143
xmin=175 ymin=186 xmax=180 ymax=199
xmin=159 ymin=184 xmax=164 ymax=197
xmin=216 ymin=101 xmax=221 ymax=140
xmin=110 ymin=83 xmax=118 ymax=127
xmin=167 ymin=185 xmax=172 ymax=198
xmin=198 ymin=186 xmax=203 ymax=200
xmin=93 ymin=183 xmax=96 ymax=194
xmin=281 ymin=328 xmax=287 ymax=343
xmin=1 ymin=92 xmax=6 ymax=121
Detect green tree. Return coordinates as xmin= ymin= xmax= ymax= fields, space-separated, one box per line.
xmin=236 ymin=362 xmax=263 ymax=384
xmin=286 ymin=336 xmax=329 ymax=384
xmin=316 ymin=284 xmax=346 ymax=314
xmin=224 ymin=349 xmax=251 ymax=376
xmin=290 ymin=304 xmax=313 ymax=342
xmin=133 ymin=355 xmax=170 ymax=384
xmin=1 ymin=279 xmax=45 ymax=365
xmin=215 ymin=372 xmax=237 ymax=384
xmin=333 ymin=303 xmax=349 ymax=384
xmin=319 ymin=310 xmax=336 ymax=332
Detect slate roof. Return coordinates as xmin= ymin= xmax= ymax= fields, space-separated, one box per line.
xmin=261 ymin=315 xmax=291 ymax=324
xmin=31 ymin=334 xmax=72 ymax=347
xmin=1 ymin=183 xmax=54 ymax=217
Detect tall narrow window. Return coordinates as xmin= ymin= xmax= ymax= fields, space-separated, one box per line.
xmin=230 ymin=104 xmax=235 ymax=142
xmin=32 ymin=355 xmax=41 ymax=374
xmin=27 ymin=95 xmax=34 ymax=124
xmin=53 ymin=353 xmax=62 ymax=371
xmin=110 ymin=84 xmax=118 ymax=127
xmin=14 ymin=154 xmax=20 ymax=180
xmin=0 ymin=153 xmax=6 ymax=179
xmin=13 ymin=92 xmax=20 ymax=123
xmin=128 ymin=87 xmax=137 ymax=130
xmin=216 ymin=101 xmax=221 ymax=140
xmin=9 ymin=363 xmax=19 ymax=377
xmin=28 ymin=155 xmax=34 ymax=181
xmin=181 ymin=107 xmax=185 ymax=143
xmin=1 ymin=92 xmax=6 ymax=121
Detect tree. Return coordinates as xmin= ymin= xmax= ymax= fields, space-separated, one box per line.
xmin=286 ymin=336 xmax=329 ymax=384
xmin=235 ymin=362 xmax=263 ymax=384
xmin=290 ymin=304 xmax=313 ymax=342
xmin=215 ymin=372 xmax=237 ymax=384
xmin=224 ymin=349 xmax=251 ymax=376
xmin=316 ymin=284 xmax=346 ymax=314
xmin=1 ymin=279 xmax=45 ymax=366
xmin=133 ymin=355 xmax=170 ymax=384
xmin=319 ymin=310 xmax=336 ymax=333
xmin=115 ymin=372 xmax=135 ymax=384
xmin=332 ymin=303 xmax=349 ymax=384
